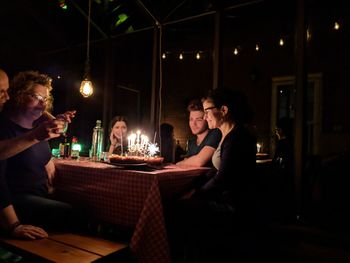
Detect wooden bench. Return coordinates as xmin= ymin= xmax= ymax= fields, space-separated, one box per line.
xmin=0 ymin=232 xmax=128 ymax=263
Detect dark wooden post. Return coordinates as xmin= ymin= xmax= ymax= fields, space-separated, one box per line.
xmin=212 ymin=9 xmax=223 ymax=90
xmin=294 ymin=0 xmax=307 ymax=217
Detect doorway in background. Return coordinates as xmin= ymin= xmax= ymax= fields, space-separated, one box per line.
xmin=271 ymin=73 xmax=322 ymax=156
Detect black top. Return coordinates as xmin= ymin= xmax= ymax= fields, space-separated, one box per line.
xmin=195 ymin=125 xmax=257 ymax=217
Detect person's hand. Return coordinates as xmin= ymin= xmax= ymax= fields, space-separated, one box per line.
xmin=55 ymin=110 xmax=76 ymax=123
xmin=11 ymin=224 xmax=48 ymax=240
xmin=110 ymin=133 xmax=117 ymax=146
xmin=31 ymin=119 xmax=67 ymax=141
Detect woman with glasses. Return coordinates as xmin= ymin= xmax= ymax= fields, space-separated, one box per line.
xmin=166 ymin=88 xmax=258 ymax=263
xmin=0 ymin=71 xmax=74 ymax=239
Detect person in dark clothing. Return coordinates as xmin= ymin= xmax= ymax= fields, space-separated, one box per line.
xmin=273 ymin=117 xmax=294 ymax=169
xmin=0 ymin=70 xmax=75 ymax=239
xmin=271 ymin=117 xmax=295 ymax=222
xmin=166 ymin=88 xmax=258 ymax=263
xmin=160 ymin=123 xmax=176 ymax=163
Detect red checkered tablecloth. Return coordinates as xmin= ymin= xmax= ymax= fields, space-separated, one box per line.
xmin=53 ymin=158 xmax=209 ymax=263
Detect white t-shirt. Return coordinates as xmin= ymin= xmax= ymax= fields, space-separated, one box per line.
xmin=212 ymin=142 xmax=221 ymax=170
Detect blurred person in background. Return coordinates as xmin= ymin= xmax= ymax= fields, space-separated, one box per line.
xmin=160 ymin=123 xmax=176 ymax=163
xmin=272 ymin=116 xmax=295 ymax=222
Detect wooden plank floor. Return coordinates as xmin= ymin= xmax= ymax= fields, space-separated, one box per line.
xmin=0 ymin=233 xmax=128 ymax=263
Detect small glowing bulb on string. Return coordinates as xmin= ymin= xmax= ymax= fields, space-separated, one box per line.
xmin=279 ymin=38 xmax=284 ymax=46
xmin=162 ymin=53 xmax=166 ymax=59
xmin=307 ymin=28 xmax=311 ymax=41
xmin=233 ymin=48 xmax=238 ymax=55
xmin=196 ymin=52 xmax=201 ymax=60
xmin=255 ymin=44 xmax=259 ymax=51
xmin=334 ymin=22 xmax=340 ymax=30
xmin=179 ymin=53 xmax=184 ymax=60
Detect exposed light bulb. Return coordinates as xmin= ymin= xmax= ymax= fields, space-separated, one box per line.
xmin=279 ymin=38 xmax=284 ymax=46
xmin=334 ymin=22 xmax=340 ymax=30
xmin=307 ymin=28 xmax=311 ymax=41
xmin=79 ymin=79 xmax=93 ymax=98
xmin=255 ymin=44 xmax=259 ymax=51
xmin=196 ymin=52 xmax=201 ymax=60
xmin=179 ymin=53 xmax=183 ymax=60
xmin=162 ymin=53 xmax=166 ymax=59
xmin=233 ymin=48 xmax=238 ymax=55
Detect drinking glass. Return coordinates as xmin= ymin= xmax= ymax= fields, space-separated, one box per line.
xmin=56 ymin=118 xmax=68 ymax=135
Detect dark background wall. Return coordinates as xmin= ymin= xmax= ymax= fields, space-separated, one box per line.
xmin=1 ymin=0 xmax=349 ymax=158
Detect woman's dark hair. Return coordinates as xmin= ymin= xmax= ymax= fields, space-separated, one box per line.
xmin=203 ymin=88 xmax=254 ymax=124
xmin=108 ymin=116 xmax=128 ymax=132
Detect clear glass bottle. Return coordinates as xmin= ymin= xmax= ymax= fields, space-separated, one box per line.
xmin=91 ymin=120 xmax=104 ymax=161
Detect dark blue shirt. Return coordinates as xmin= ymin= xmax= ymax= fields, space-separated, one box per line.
xmin=0 ymin=159 xmax=11 ymax=209
xmin=186 ymin=128 xmax=222 ymax=157
xmin=0 ymin=113 xmax=51 ymax=208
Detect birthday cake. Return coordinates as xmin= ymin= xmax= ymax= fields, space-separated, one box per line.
xmin=144 ymin=156 xmax=164 ymax=165
xmin=109 ymin=154 xmax=164 ymax=165
xmin=109 ymin=154 xmax=145 ymax=164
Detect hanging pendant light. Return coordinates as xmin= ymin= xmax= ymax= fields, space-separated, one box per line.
xmin=80 ymin=0 xmax=93 ymax=98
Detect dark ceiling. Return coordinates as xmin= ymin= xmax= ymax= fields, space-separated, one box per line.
xmin=1 ymin=0 xmax=346 ymax=71
xmin=0 ymin=0 xmax=257 ymax=59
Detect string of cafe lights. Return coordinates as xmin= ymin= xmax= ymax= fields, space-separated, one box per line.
xmin=162 ymin=20 xmax=343 ymax=60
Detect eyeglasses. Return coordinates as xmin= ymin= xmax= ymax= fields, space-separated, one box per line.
xmin=28 ymin=93 xmax=50 ymax=103
xmin=204 ymin=106 xmax=217 ymax=115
